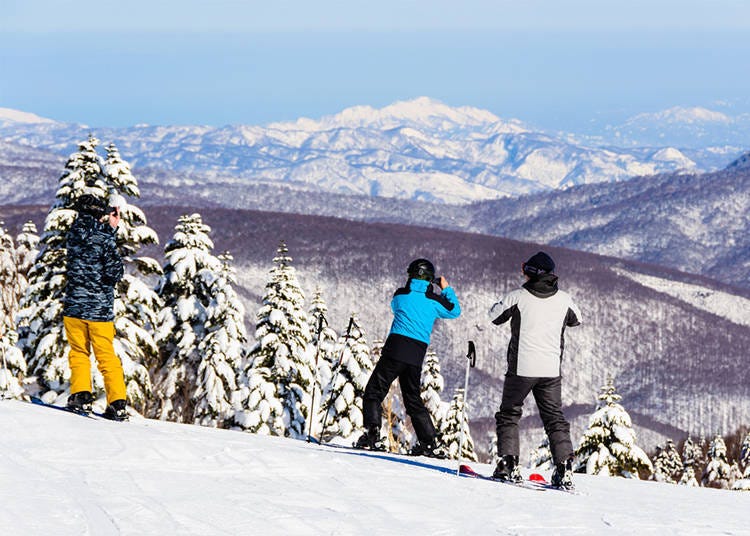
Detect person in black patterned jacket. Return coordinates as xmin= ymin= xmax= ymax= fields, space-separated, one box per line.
xmin=62 ymin=193 xmax=128 ymax=420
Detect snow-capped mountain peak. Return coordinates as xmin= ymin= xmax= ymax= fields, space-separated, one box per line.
xmin=0 ymin=107 xmax=58 ymax=125
xmin=626 ymin=106 xmax=732 ymax=125
xmin=267 ymin=96 xmax=526 ymax=134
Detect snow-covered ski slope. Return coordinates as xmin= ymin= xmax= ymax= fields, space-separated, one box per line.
xmin=1 ymin=401 xmax=746 ymax=535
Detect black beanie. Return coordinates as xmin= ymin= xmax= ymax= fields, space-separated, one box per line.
xmin=523 ymin=251 xmax=555 ymax=277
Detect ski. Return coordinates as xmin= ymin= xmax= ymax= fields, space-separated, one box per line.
xmin=459 ymin=464 xmax=580 ymax=494
xmin=29 ymin=396 xmax=104 ymax=419
xmin=458 ymin=464 xmax=547 ymax=491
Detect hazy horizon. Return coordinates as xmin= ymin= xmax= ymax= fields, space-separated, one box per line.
xmin=2 ymin=1 xmax=750 ymax=133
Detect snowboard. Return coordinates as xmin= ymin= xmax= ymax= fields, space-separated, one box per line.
xmin=29 ymin=396 xmax=105 ymax=419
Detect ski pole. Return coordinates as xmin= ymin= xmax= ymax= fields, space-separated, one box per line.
xmin=456 ymin=340 xmax=476 ymax=476
xmin=306 ymin=314 xmax=326 ymax=443
xmin=319 ymin=316 xmax=355 ymax=443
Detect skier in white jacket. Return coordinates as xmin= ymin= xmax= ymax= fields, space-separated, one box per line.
xmin=488 ymin=251 xmax=581 ymax=489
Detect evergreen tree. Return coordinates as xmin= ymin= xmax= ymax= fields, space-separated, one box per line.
xmin=529 ymin=435 xmax=554 ymax=471
xmin=319 ymin=314 xmax=373 ymax=441
xmin=14 ymin=221 xmax=39 ymax=295
xmin=651 ymin=439 xmax=682 ymax=483
xmin=17 ymin=135 xmax=107 ymax=397
xmin=702 ymin=435 xmax=737 ymax=489
xmin=104 ymin=143 xmax=160 ymax=413
xmin=732 ymin=432 xmax=750 ymax=491
xmin=0 ymin=224 xmax=26 ymax=399
xmin=193 ymin=253 xmax=247 ymax=427
xmin=0 ymin=224 xmax=21 ymax=328
xmin=486 ymin=430 xmax=498 ymax=464
xmin=235 ymin=241 xmax=313 ymax=439
xmin=678 ymin=466 xmax=700 ymax=487
xmin=678 ymin=437 xmax=700 ymax=487
xmin=441 ymin=388 xmax=478 ymax=461
xmin=575 ymin=377 xmax=653 ymax=478
xmin=232 ymin=364 xmax=284 ymax=435
xmin=152 ymin=213 xmax=220 ymax=422
xmin=307 ymin=288 xmax=338 ymax=437
xmin=420 ymin=350 xmax=448 ymax=433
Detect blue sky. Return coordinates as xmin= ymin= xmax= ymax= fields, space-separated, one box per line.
xmin=2 ymin=1 xmax=750 ymax=131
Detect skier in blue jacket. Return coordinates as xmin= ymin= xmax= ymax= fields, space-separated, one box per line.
xmin=356 ymin=259 xmax=461 ymax=457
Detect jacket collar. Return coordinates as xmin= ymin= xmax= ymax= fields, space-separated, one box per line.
xmin=522 ymin=274 xmax=559 ymax=298
xmin=409 ymin=278 xmax=430 ymax=292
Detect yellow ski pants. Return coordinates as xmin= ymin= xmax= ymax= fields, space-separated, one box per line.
xmin=64 ymin=316 xmax=127 ymax=404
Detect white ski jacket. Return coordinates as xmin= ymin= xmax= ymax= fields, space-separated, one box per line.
xmin=489 ymin=276 xmax=582 ymax=377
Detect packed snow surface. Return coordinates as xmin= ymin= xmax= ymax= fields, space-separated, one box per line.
xmin=0 ymin=401 xmax=746 ymax=535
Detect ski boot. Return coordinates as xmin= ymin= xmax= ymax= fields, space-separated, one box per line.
xmin=492 ymin=455 xmax=523 ymax=483
xmin=102 ymin=399 xmax=129 ymax=422
xmin=410 ymin=438 xmax=447 ymax=459
xmin=66 ymin=391 xmax=94 ymax=415
xmin=551 ymin=457 xmax=575 ymax=490
xmin=354 ymin=427 xmax=386 ymax=451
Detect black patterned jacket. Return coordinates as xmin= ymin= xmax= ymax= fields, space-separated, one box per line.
xmin=63 ymin=213 xmax=123 ymax=322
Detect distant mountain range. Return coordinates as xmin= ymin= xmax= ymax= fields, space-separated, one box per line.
xmin=598 ymin=106 xmax=750 ymax=149
xmin=466 ymin=165 xmax=750 ymax=290
xmin=1 ymin=137 xmax=748 ymax=290
xmin=0 ymin=99 xmax=744 ymax=204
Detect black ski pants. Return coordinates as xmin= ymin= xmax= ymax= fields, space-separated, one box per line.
xmin=495 ymin=374 xmax=573 ymax=464
xmin=362 ymin=355 xmax=436 ymax=444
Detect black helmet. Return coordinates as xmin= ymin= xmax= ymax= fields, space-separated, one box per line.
xmin=75 ymin=194 xmax=108 ymax=219
xmin=407 ymin=258 xmax=435 ymax=281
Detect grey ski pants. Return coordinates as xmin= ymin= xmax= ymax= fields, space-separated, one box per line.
xmin=495 ymin=374 xmax=573 ymax=464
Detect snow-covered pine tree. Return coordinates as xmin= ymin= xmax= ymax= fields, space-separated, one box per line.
xmin=307 ymin=287 xmax=338 ymax=437
xmin=651 ymin=439 xmax=682 ymax=483
xmin=678 ymin=465 xmax=700 ymax=487
xmin=103 ymin=143 xmax=160 ymax=412
xmin=420 ymin=350 xmax=448 ymax=434
xmin=193 ymin=253 xmax=247 ymax=427
xmin=152 ymin=213 xmax=221 ymax=422
xmin=235 ymin=241 xmax=314 ymax=439
xmin=17 ymin=135 xmax=108 ymax=399
xmin=529 ymin=435 xmax=554 ymax=471
xmin=695 ymin=436 xmax=708 ymax=469
xmin=732 ymin=431 xmax=750 ymax=491
xmin=441 ymin=388 xmax=478 ymax=461
xmin=678 ymin=437 xmax=701 ymax=487
xmin=702 ymin=435 xmax=738 ymax=489
xmin=14 ymin=221 xmax=39 ymax=296
xmin=0 ymin=224 xmax=26 ymax=399
xmin=319 ymin=314 xmax=373 ymax=441
xmin=575 ymin=376 xmax=653 ymax=478
xmin=0 ymin=224 xmax=21 ymax=327
xmin=487 ymin=430 xmax=498 ymax=464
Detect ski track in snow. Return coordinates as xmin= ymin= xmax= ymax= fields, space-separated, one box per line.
xmin=1 ymin=400 xmax=748 ymax=535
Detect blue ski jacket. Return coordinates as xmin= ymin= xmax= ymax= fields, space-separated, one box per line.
xmin=388 ymin=278 xmax=461 ymax=345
